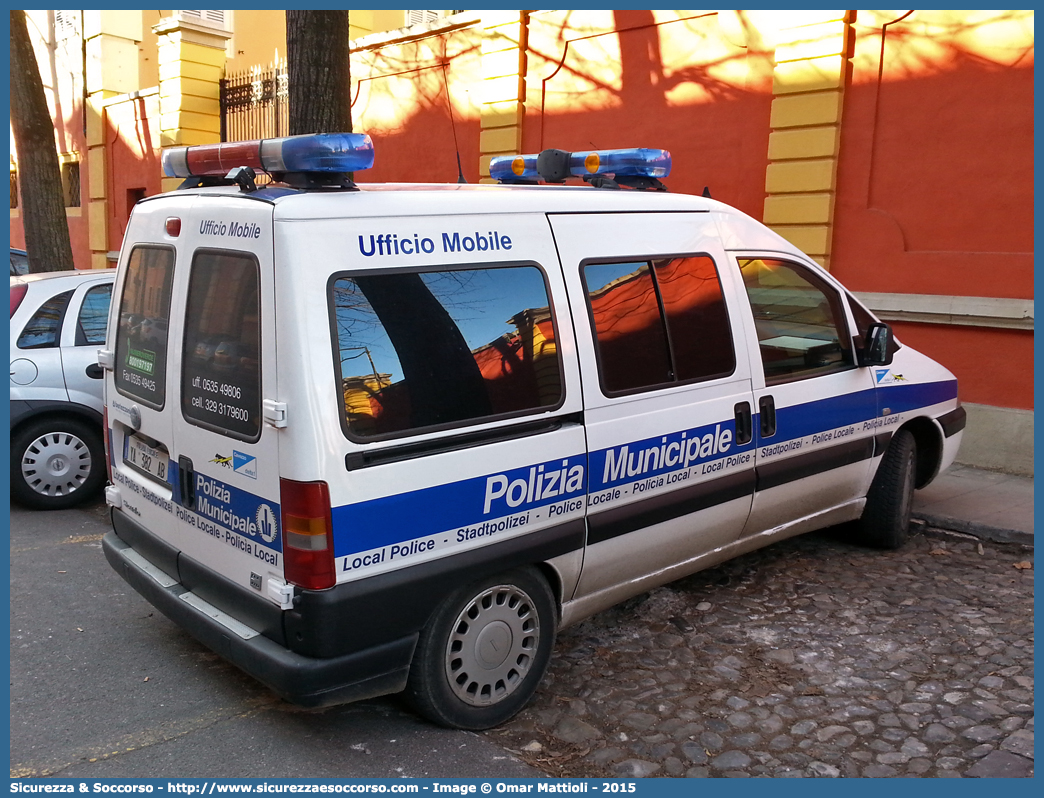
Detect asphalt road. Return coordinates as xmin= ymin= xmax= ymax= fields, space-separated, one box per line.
xmin=9 ymin=499 xmax=539 ymax=779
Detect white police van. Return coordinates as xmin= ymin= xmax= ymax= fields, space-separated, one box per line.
xmin=100 ymin=133 xmax=965 ymax=729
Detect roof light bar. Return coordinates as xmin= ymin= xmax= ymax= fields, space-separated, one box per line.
xmin=489 ymin=153 xmax=540 ymax=182
xmin=490 ymin=147 xmax=671 ymax=184
xmin=161 ymin=133 xmax=375 ymax=179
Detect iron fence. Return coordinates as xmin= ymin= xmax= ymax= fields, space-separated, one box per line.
xmin=220 ymin=61 xmax=289 ymax=143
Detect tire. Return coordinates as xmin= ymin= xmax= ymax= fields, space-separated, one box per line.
xmin=404 ymin=567 xmax=556 ymax=730
xmin=854 ymin=428 xmax=917 ymax=549
xmin=11 ymin=416 xmax=106 ymax=510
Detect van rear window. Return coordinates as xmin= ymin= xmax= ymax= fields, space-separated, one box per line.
xmin=114 ymin=246 xmax=174 ymax=408
xmin=330 ymin=265 xmax=563 ymax=439
xmin=181 ymin=250 xmax=261 ymax=441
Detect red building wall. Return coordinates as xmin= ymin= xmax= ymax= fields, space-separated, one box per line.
xmin=104 ymin=94 xmax=164 ymax=253
xmin=354 ymin=11 xmax=1032 ymax=414
xmin=350 ymin=27 xmax=484 ymax=185
xmin=522 ymin=10 xmax=774 ymax=218
xmin=831 ymin=12 xmax=1034 ymax=409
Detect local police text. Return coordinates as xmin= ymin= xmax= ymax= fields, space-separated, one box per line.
xmin=483 ymin=460 xmax=585 ymax=514
xmin=602 ymin=423 xmax=733 ymax=485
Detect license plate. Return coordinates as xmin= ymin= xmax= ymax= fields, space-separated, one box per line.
xmin=124 ymin=435 xmax=170 ymax=483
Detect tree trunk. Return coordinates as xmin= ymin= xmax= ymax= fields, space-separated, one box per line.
xmin=286 ymin=10 xmax=353 ymax=135
xmin=10 ymin=10 xmax=75 ymax=273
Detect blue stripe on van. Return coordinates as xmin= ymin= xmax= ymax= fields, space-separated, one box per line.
xmin=329 ymin=379 xmax=957 ymax=558
xmin=588 ymin=416 xmax=754 ymax=493
xmin=768 ymin=388 xmax=876 ymax=443
xmin=330 ymin=454 xmax=588 ymax=558
xmin=766 ymin=379 xmax=957 ymax=445
xmin=879 ymin=379 xmax=958 ymax=412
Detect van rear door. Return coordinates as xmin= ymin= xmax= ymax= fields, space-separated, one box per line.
xmin=107 ymin=195 xmax=285 ymax=607
xmin=106 ymin=198 xmax=185 ymax=571
xmin=167 ymin=201 xmax=285 ymax=605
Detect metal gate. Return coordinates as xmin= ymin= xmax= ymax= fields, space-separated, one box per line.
xmin=220 ymin=61 xmax=288 ymax=142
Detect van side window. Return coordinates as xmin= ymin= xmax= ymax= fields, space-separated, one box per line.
xmin=847 ymin=292 xmax=877 ymax=339
xmin=17 ymin=290 xmax=72 ymax=349
xmin=181 ymin=250 xmax=262 ymax=442
xmin=114 ymin=246 xmax=175 ymax=408
xmin=738 ymin=258 xmax=854 ymax=385
xmin=582 ymin=255 xmax=735 ymax=394
xmin=846 ymin=291 xmax=902 ymax=357
xmin=330 ymin=265 xmax=562 ymax=439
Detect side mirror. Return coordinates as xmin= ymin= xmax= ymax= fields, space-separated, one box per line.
xmin=861 ymin=321 xmax=894 ymax=367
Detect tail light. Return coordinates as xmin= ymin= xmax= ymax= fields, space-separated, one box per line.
xmin=10 ymin=283 xmax=27 ymax=316
xmin=279 ymin=478 xmax=335 ymax=590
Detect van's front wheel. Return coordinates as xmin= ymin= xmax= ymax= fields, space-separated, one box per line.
xmin=405 ymin=568 xmax=556 ymax=730
xmin=854 ymin=428 xmax=917 ymax=549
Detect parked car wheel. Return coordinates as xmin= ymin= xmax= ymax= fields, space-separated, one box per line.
xmin=853 ymin=429 xmax=917 ymax=550
xmin=11 ymin=417 xmax=106 ymax=510
xmin=404 ymin=568 xmax=556 ymax=730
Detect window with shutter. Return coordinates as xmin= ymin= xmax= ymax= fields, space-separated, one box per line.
xmin=406 ymin=10 xmax=445 ymax=27
xmin=177 ymin=10 xmax=229 ymax=31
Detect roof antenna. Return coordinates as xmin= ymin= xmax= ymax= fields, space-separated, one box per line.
xmin=702 ymin=186 xmax=712 ymax=198
xmin=441 ymin=62 xmax=467 ymax=183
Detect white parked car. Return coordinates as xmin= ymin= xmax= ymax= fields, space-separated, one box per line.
xmin=10 ymin=269 xmax=114 ymax=509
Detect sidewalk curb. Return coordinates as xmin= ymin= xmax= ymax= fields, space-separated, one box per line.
xmin=913 ymin=512 xmax=1034 ymax=548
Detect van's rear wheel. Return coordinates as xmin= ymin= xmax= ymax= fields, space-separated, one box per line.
xmin=405 ymin=568 xmax=556 ymax=730
xmin=854 ymin=429 xmax=917 ymax=549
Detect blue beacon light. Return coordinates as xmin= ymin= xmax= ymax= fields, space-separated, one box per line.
xmin=571 ymin=148 xmax=671 ymax=178
xmin=490 ymin=147 xmax=671 ymax=184
xmin=489 ymin=153 xmax=540 ymax=182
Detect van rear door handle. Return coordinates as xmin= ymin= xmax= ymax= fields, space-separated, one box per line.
xmin=734 ymin=401 xmax=752 ymax=445
xmin=759 ymin=395 xmax=776 ymax=438
xmin=178 ymin=455 xmax=196 ymax=510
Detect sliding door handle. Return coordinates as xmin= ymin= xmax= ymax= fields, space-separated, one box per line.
xmin=734 ymin=401 xmax=753 ymax=445
xmin=759 ymin=395 xmax=776 ymax=438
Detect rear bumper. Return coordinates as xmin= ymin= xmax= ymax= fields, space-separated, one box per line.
xmin=104 ymin=506 xmax=585 ymax=707
xmin=103 ymin=519 xmax=415 ymax=708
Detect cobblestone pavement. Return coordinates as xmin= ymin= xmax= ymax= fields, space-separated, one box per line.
xmin=484 ymin=526 xmax=1034 ymax=778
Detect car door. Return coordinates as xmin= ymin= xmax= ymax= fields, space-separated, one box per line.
xmin=733 ymin=254 xmax=878 ymax=538
xmin=550 ymin=213 xmax=757 ymax=604
xmin=60 ymin=277 xmax=112 ymax=413
xmin=12 ymin=286 xmax=72 ymax=403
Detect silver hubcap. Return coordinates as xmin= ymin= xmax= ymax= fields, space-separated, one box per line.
xmin=445 ymin=584 xmax=540 ymax=706
xmin=21 ymin=431 xmax=92 ymax=497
